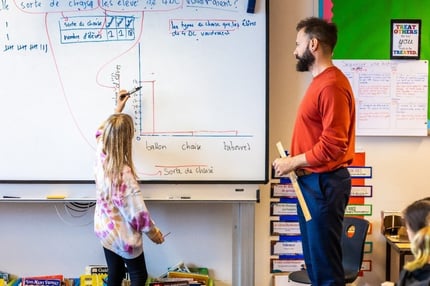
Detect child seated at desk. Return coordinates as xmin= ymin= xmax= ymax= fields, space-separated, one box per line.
xmin=396 ymin=198 xmax=430 ymax=286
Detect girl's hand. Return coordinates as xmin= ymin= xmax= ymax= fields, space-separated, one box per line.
xmin=147 ymin=227 xmax=165 ymax=244
xmin=115 ymin=89 xmax=130 ymax=113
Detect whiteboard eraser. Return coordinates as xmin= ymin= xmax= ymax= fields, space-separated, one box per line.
xmin=46 ymin=195 xmax=66 ymax=199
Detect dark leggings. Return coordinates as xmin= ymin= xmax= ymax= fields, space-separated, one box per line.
xmin=103 ymin=247 xmax=148 ymax=286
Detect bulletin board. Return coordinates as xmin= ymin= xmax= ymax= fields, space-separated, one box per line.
xmin=334 ymin=60 xmax=428 ymax=136
xmin=320 ymin=0 xmax=430 ymax=136
xmin=0 ymin=0 xmax=268 ymax=182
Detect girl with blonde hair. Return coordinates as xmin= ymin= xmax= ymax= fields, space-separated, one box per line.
xmin=396 ymin=198 xmax=430 ymax=286
xmin=94 ymin=90 xmax=165 ymax=286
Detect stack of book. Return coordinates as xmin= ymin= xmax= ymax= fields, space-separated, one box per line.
xmin=149 ymin=277 xmax=207 ymax=285
xmin=148 ymin=262 xmax=212 ymax=286
xmin=148 ymin=278 xmax=190 ymax=286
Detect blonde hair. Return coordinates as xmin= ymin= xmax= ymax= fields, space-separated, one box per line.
xmin=404 ymin=224 xmax=430 ymax=271
xmin=101 ymin=113 xmax=137 ymax=186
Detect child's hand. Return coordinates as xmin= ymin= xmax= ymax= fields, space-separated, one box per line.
xmin=147 ymin=227 xmax=165 ymax=244
xmin=115 ymin=89 xmax=130 ymax=113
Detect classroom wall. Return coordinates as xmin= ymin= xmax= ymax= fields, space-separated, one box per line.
xmin=255 ymin=1 xmax=316 ymax=285
xmin=257 ymin=0 xmax=429 ymax=285
xmin=0 ymin=201 xmax=236 ymax=285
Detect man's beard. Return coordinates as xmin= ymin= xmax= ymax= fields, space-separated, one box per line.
xmin=296 ymin=47 xmax=315 ymax=72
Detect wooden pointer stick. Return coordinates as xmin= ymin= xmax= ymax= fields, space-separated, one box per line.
xmin=276 ymin=142 xmax=312 ymax=221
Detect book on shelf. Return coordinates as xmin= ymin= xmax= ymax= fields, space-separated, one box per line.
xmin=6 ymin=278 xmax=21 ymax=286
xmin=0 ymin=272 xmax=9 ymax=283
xmin=149 ymin=279 xmax=190 ymax=286
xmin=22 ymin=275 xmax=63 ymax=286
xmin=167 ymin=271 xmax=209 ymax=285
xmin=80 ymin=274 xmax=108 ymax=286
xmin=85 ymin=264 xmax=109 ymax=275
xmin=63 ymin=278 xmax=81 ymax=286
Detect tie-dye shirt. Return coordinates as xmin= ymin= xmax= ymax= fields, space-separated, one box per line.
xmin=94 ymin=130 xmax=156 ymax=259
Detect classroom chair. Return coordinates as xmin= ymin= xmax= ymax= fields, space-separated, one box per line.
xmin=288 ymin=216 xmax=370 ymax=284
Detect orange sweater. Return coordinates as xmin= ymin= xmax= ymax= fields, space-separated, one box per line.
xmin=291 ymin=66 xmax=356 ymax=173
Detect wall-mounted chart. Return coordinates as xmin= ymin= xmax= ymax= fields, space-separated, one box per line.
xmin=334 ymin=60 xmax=428 ymax=136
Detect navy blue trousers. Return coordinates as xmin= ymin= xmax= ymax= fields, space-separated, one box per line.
xmin=297 ymin=167 xmax=351 ymax=286
xmin=103 ymin=247 xmax=148 ymax=286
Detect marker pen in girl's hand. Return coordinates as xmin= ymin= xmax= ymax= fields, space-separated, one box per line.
xmin=120 ymin=86 xmax=142 ymax=99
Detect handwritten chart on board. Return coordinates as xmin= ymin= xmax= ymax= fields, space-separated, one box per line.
xmin=334 ymin=60 xmax=428 ymax=136
xmin=0 ymin=0 xmax=267 ymax=182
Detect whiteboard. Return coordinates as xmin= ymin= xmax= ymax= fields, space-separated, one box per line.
xmin=0 ymin=0 xmax=268 ymax=182
xmin=334 ymin=60 xmax=428 ymax=136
